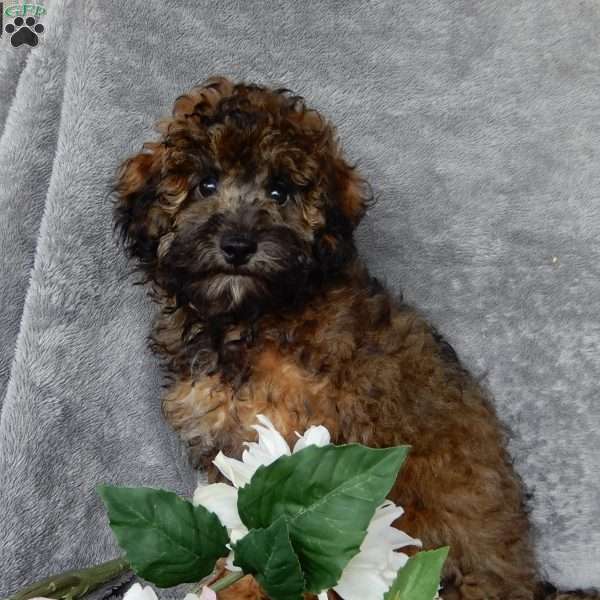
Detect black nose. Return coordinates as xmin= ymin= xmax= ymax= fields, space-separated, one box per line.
xmin=220 ymin=233 xmax=257 ymax=266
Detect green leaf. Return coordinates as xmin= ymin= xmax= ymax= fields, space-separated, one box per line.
xmin=384 ymin=547 xmax=449 ymax=600
xmin=98 ymin=485 xmax=229 ymax=587
xmin=237 ymin=444 xmax=410 ymax=593
xmin=233 ymin=516 xmax=305 ymax=600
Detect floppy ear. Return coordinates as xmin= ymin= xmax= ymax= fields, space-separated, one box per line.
xmin=315 ymin=157 xmax=371 ymax=275
xmin=113 ymin=142 xmax=170 ymax=271
xmin=332 ymin=156 xmax=371 ymax=227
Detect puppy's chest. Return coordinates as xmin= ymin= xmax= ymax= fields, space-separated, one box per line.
xmin=162 ymin=340 xmax=341 ymax=464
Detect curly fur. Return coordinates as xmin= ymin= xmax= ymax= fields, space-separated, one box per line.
xmin=114 ymin=77 xmax=587 ymax=600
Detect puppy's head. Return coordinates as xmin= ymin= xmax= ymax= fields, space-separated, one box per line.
xmin=114 ymin=77 xmax=370 ymax=318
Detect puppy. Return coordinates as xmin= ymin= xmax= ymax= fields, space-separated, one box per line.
xmin=114 ymin=77 xmax=542 ymax=599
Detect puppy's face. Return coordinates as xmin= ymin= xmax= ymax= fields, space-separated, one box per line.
xmin=115 ymin=77 xmax=369 ymax=318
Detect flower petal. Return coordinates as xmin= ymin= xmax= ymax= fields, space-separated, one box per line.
xmin=334 ymin=564 xmax=392 ymax=600
xmin=293 ymin=425 xmax=331 ymax=453
xmin=333 ymin=500 xmax=420 ymax=600
xmin=225 ymin=547 xmax=243 ymax=572
xmin=123 ymin=583 xmax=158 ymax=600
xmin=390 ymin=550 xmax=410 ymax=571
xmin=213 ymin=415 xmax=293 ymax=489
xmin=193 ymin=482 xmax=244 ymax=532
xmin=213 ymin=451 xmax=255 ymax=488
xmin=385 ymin=528 xmax=422 ymax=551
xmin=242 ymin=415 xmax=291 ymax=470
xmin=229 ymin=525 xmax=249 ymax=543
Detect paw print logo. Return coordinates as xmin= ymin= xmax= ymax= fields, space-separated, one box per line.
xmin=5 ymin=16 xmax=44 ymax=47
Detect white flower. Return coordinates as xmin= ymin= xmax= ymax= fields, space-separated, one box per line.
xmin=194 ymin=415 xmax=420 ymax=600
xmin=123 ymin=583 xmax=158 ymax=600
xmin=194 ymin=415 xmax=331 ymax=571
xmin=320 ymin=500 xmax=422 ymax=600
xmin=212 ymin=414 xmax=330 ymax=488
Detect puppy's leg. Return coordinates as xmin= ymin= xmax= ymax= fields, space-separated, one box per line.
xmin=393 ymin=451 xmax=538 ymax=600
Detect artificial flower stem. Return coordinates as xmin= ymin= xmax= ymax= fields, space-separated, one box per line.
xmin=7 ymin=556 xmax=131 ymax=600
xmin=210 ymin=572 xmax=245 ymax=592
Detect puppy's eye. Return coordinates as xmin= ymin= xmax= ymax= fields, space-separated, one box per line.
xmin=268 ymin=182 xmax=289 ymax=205
xmin=198 ymin=175 xmax=219 ymax=197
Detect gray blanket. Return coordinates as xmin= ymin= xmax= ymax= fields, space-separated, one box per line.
xmin=1 ymin=0 xmax=599 ymax=595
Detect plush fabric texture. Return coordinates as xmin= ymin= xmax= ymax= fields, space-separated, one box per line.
xmin=0 ymin=0 xmax=598 ymax=595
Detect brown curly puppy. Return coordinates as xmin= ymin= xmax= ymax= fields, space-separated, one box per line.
xmin=115 ymin=77 xmax=557 ymax=599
